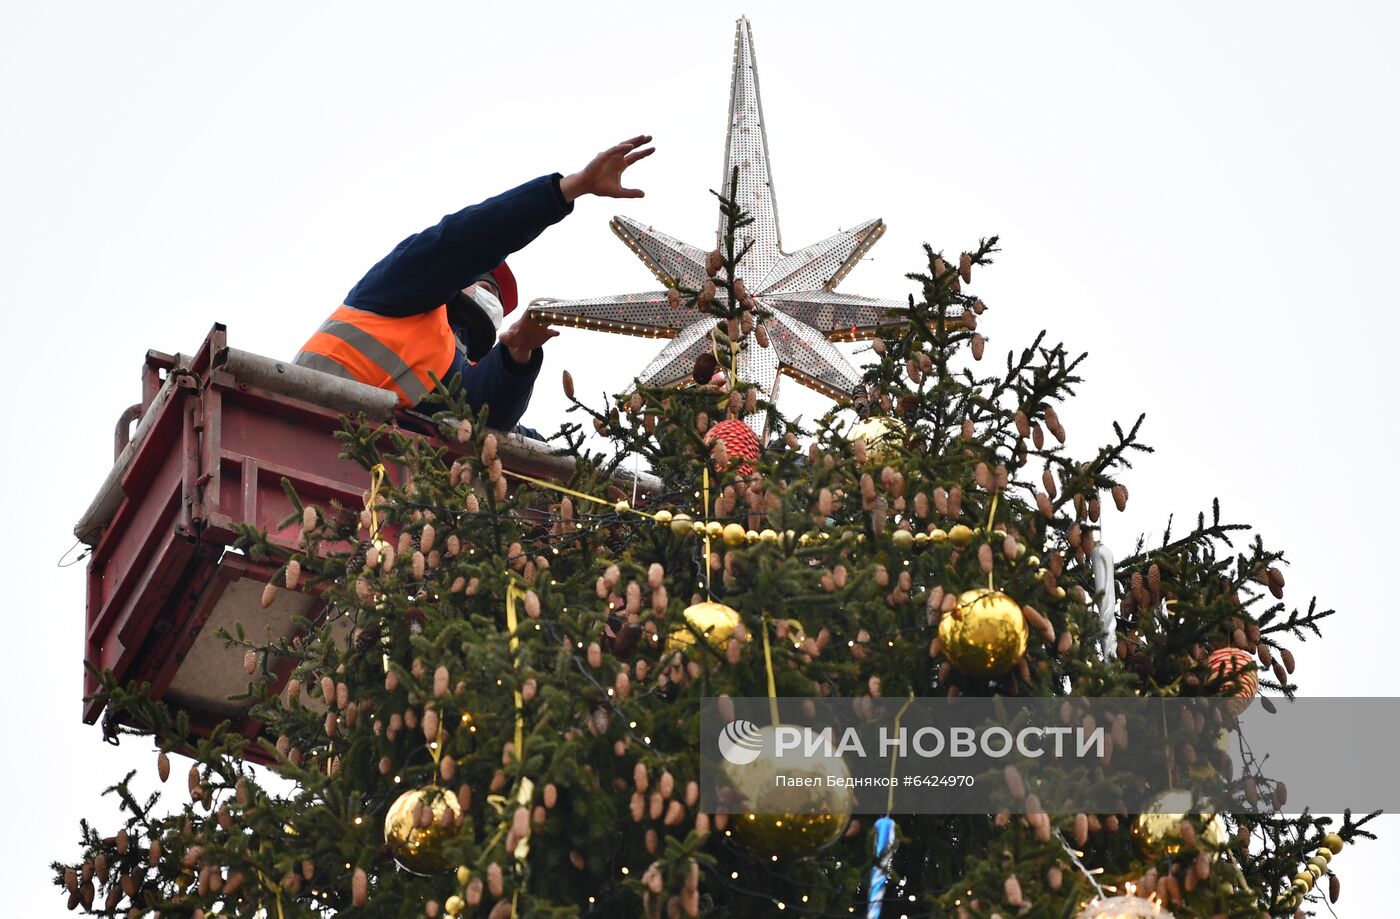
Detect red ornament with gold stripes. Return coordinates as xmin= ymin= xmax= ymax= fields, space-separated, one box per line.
xmin=1206 ymin=646 xmax=1258 ymax=715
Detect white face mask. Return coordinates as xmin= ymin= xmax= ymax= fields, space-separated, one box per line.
xmin=469 ymin=284 xmax=505 ymax=333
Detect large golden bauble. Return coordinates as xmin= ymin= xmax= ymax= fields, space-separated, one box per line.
xmin=848 ymin=416 xmax=906 ymax=464
xmin=666 ymin=601 xmax=747 ymax=652
xmin=937 ymin=588 xmax=1028 ymax=677
xmin=722 ymin=523 xmax=749 ymax=547
xmin=722 ymin=725 xmax=855 ymax=859
xmin=1133 ymin=789 xmax=1227 ymax=857
xmin=384 ymin=786 xmax=463 ymax=874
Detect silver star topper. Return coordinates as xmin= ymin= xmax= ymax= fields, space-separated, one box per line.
xmin=529 ymin=17 xmax=920 ymax=429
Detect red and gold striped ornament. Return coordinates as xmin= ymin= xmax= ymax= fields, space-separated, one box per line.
xmin=1206 ymin=647 xmax=1257 ymax=715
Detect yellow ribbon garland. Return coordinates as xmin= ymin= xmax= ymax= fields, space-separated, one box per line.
xmin=366 ymin=463 xmax=386 ymax=544
xmin=985 ymin=490 xmax=1000 ymax=591
xmin=253 ymin=865 xmax=286 ymax=919
xmin=428 ymin=713 xmax=444 ymax=782
xmin=886 ymin=693 xmax=917 ymax=814
xmin=500 ymin=581 xmax=534 ymax=913
xmin=504 ymin=581 xmax=526 ymax=756
xmin=365 ymin=463 xmax=395 ymax=674
xmin=760 ymin=614 xmax=779 ymax=727
xmin=482 ymin=776 xmax=533 ymax=915
xmin=483 ymin=776 xmax=536 ymax=858
xmin=501 ymin=468 xmax=658 ymax=520
xmin=702 ymin=467 xmax=713 ymax=600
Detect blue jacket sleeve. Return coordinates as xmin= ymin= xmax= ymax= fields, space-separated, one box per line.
xmin=454 ymin=342 xmax=543 ymax=431
xmin=346 ymin=174 xmax=573 ymax=316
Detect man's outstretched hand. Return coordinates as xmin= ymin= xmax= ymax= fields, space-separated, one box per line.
xmin=560 ymin=135 xmax=655 ymax=202
xmin=499 ymin=314 xmax=559 ymax=365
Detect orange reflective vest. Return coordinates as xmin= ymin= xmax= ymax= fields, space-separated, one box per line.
xmin=294 ymin=304 xmax=457 ymax=407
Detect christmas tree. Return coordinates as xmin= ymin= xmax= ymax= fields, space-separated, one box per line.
xmin=57 ymin=173 xmax=1377 ymax=917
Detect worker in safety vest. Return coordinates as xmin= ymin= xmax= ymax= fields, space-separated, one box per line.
xmin=295 ymin=134 xmax=655 ymax=430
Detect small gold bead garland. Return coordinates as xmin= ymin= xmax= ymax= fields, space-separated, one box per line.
xmin=1273 ymin=832 xmax=1343 ymax=912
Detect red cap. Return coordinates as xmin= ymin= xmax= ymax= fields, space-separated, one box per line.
xmin=488 ymin=262 xmax=518 ymax=315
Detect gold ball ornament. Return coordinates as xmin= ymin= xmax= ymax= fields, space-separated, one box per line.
xmin=722 ymin=523 xmax=748 ymax=547
xmin=444 ymin=895 xmax=466 ymax=916
xmin=848 ymin=416 xmax=906 ymax=464
xmin=759 ymin=528 xmax=779 ymax=544
xmin=669 ymin=513 xmax=693 ymax=537
xmin=937 ymin=588 xmax=1028 ymax=677
xmin=705 ymin=520 xmax=724 ymax=539
xmin=722 ymin=725 xmax=855 ymax=859
xmin=384 ymin=786 xmax=463 ymax=874
xmin=890 ymin=529 xmax=914 ymax=551
xmin=667 ymin=601 xmax=748 ymax=653
xmin=653 ymin=509 xmax=673 ymax=526
xmin=1133 ymin=789 xmax=1227 ymax=858
xmin=947 ymin=524 xmax=975 ymax=547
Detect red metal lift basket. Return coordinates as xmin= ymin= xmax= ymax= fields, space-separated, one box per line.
xmin=77 ymin=324 xmax=656 ymax=762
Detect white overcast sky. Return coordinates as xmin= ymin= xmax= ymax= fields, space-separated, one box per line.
xmin=3 ymin=1 xmax=1396 ymax=913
